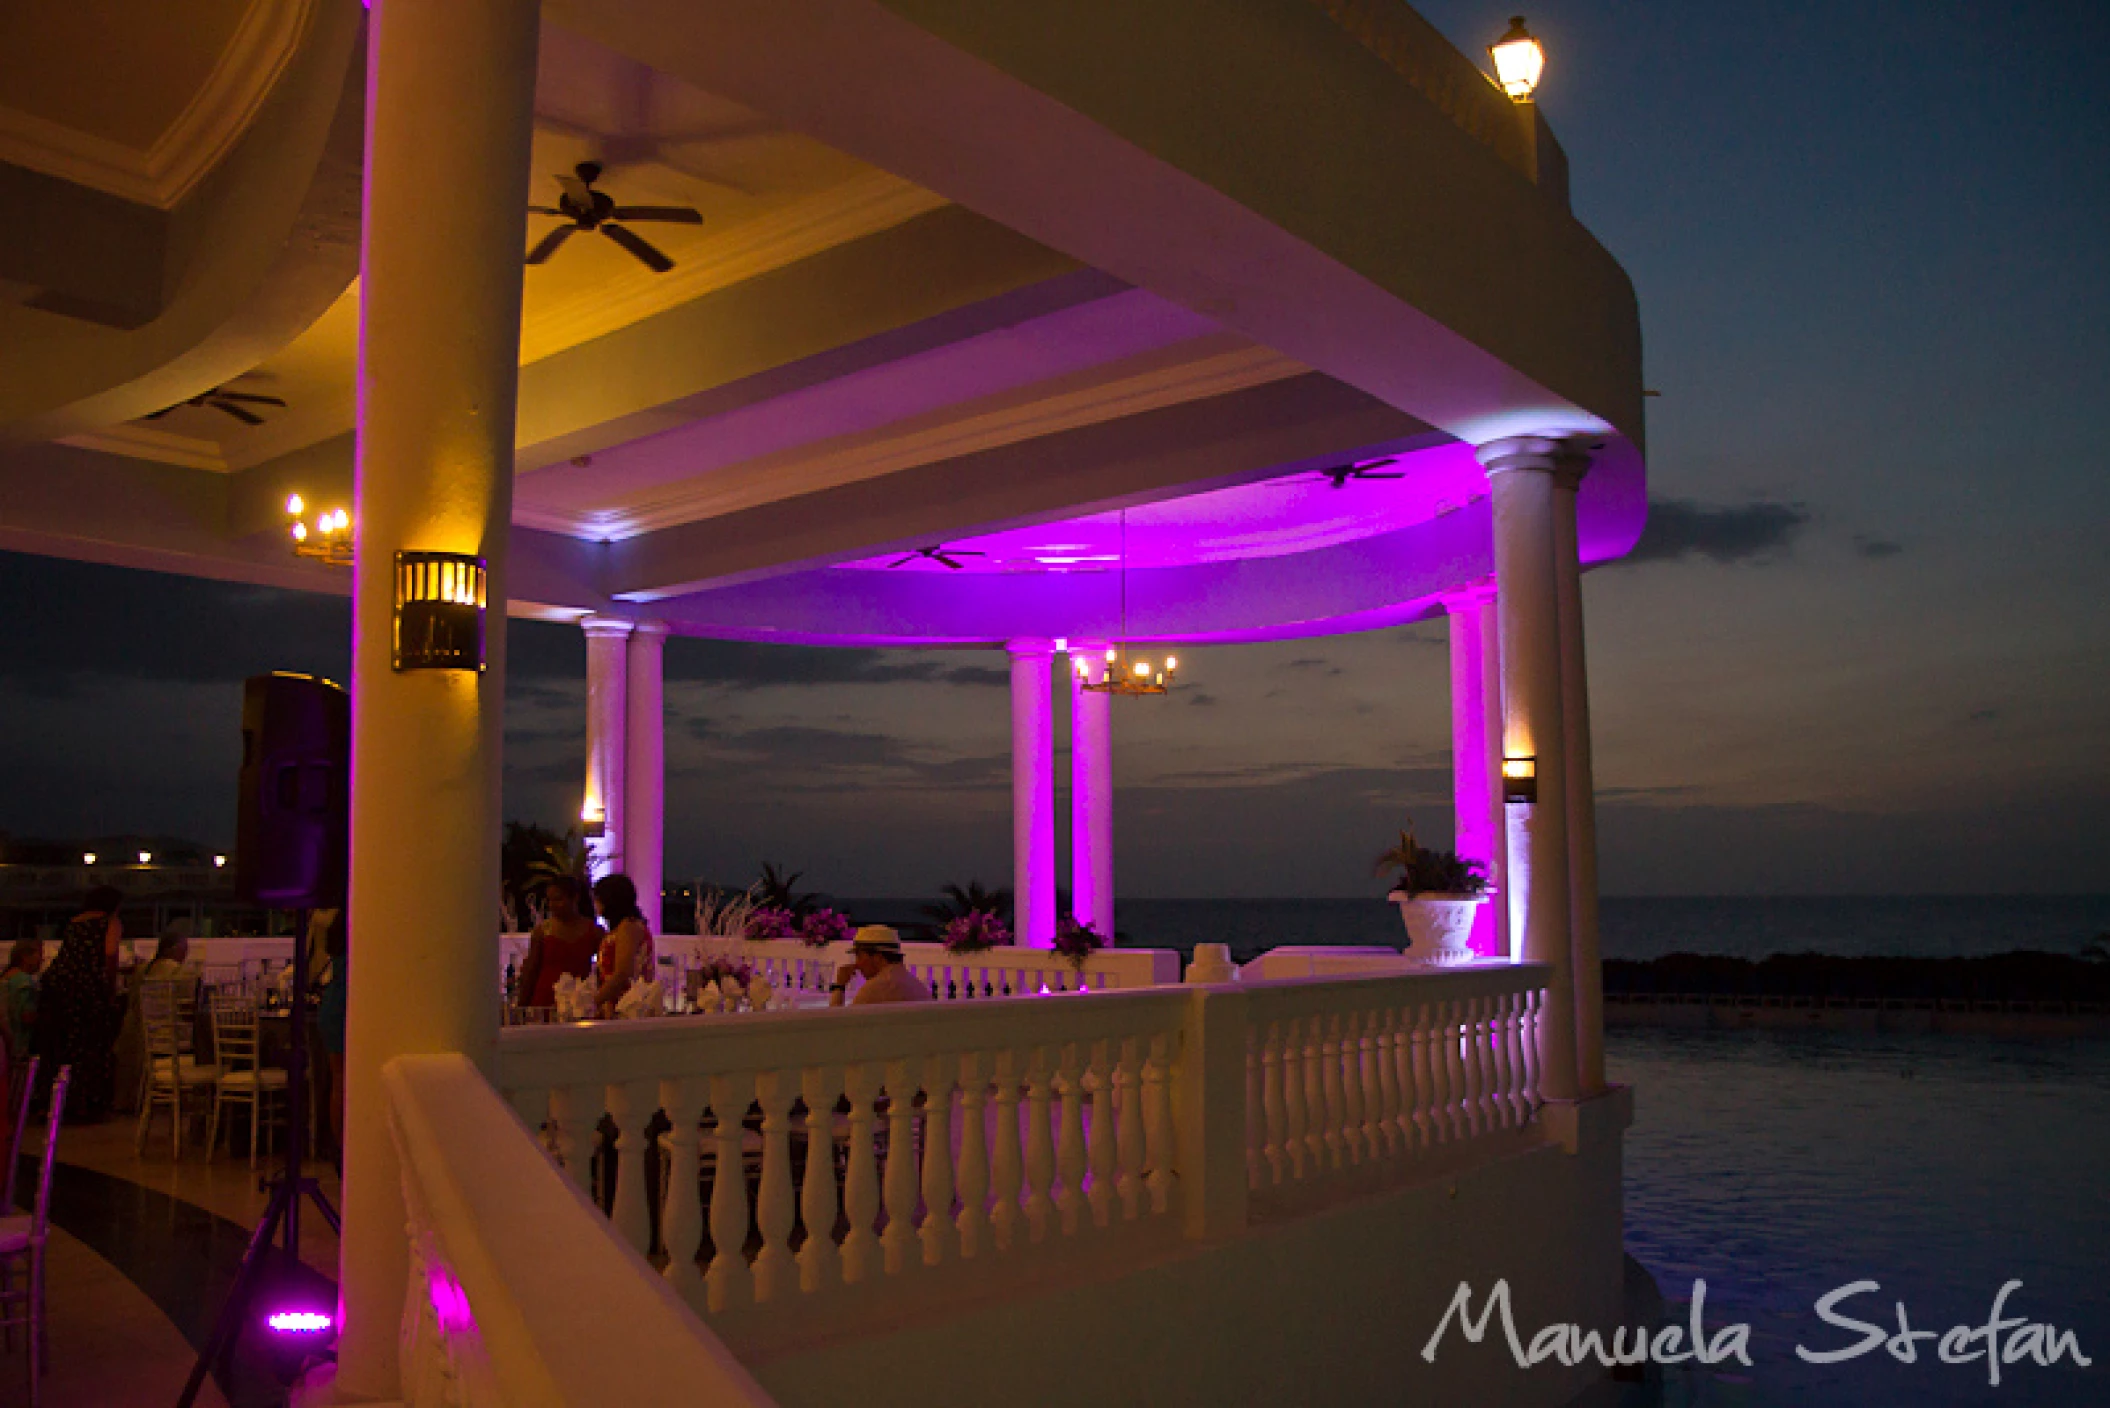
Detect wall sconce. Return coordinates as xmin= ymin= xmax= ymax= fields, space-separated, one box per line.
xmin=394 ymin=551 xmax=486 ymax=672
xmin=1502 ymin=755 xmax=1538 ymax=804
xmin=286 ymin=494 xmax=354 ymax=566
xmin=1488 ymin=16 xmax=1545 ymax=100
xmin=580 ymin=802 xmax=606 ymax=840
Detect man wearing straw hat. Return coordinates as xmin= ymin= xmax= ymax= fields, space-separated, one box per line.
xmin=828 ymin=926 xmax=932 ymax=1007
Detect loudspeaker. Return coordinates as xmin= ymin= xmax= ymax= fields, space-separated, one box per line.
xmin=237 ymin=672 xmax=350 ymax=909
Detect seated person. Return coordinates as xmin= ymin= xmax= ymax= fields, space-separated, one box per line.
xmin=829 ymin=927 xmax=932 ymax=1006
xmin=142 ymin=921 xmax=191 ymax=980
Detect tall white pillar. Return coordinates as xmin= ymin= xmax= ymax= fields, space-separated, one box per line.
xmin=1442 ymin=586 xmax=1505 ymax=959
xmin=625 ymin=619 xmax=668 ymax=929
xmin=1551 ymin=459 xmax=1606 ymax=1094
xmin=1069 ymin=644 xmax=1115 ymax=937
xmin=582 ymin=615 xmax=632 ymax=880
xmin=1477 ymin=436 xmax=1578 ymax=1103
xmin=338 ymin=0 xmax=540 ymax=1394
xmin=1008 ymin=640 xmax=1057 ymax=948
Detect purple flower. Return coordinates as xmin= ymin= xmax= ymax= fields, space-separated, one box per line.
xmin=801 ymin=907 xmax=853 ymax=948
xmin=1052 ymin=916 xmax=1106 ymax=967
xmin=943 ymin=911 xmax=1013 ymax=953
xmin=745 ymin=906 xmax=801 ymax=940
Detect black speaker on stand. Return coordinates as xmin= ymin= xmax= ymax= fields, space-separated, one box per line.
xmin=181 ymin=673 xmax=348 ymax=1407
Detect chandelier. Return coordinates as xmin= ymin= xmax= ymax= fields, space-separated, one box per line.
xmin=285 ymin=493 xmax=353 ymax=566
xmin=1077 ymin=510 xmax=1179 ymax=696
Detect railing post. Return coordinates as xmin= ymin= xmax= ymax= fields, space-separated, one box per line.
xmin=1176 ymin=987 xmax=1250 ymax=1240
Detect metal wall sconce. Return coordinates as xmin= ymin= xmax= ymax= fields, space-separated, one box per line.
xmin=1503 ymin=755 xmax=1538 ymax=804
xmin=394 ymin=551 xmax=486 ymax=671
xmin=1489 ymin=16 xmax=1545 ymax=101
xmin=580 ymin=803 xmax=606 ymax=840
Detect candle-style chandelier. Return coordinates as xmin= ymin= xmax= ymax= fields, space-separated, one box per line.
xmin=285 ymin=494 xmax=353 ymax=566
xmin=1077 ymin=510 xmax=1179 ymax=696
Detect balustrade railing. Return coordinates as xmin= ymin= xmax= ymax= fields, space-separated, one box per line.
xmin=473 ymin=962 xmax=1551 ymax=1353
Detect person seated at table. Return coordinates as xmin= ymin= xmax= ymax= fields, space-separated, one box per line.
xmin=0 ymin=936 xmax=42 ymax=1062
xmin=519 ymin=876 xmax=601 ymax=1010
xmin=142 ymin=920 xmax=191 ymax=980
xmin=591 ymin=874 xmax=656 ymax=1016
xmin=829 ymin=927 xmax=932 ymax=1007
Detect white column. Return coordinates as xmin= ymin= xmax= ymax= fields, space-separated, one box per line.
xmin=582 ymin=615 xmax=633 ymax=880
xmin=1008 ymin=640 xmax=1057 ymax=948
xmin=1551 ymin=460 xmax=1606 ymax=1094
xmin=1068 ymin=644 xmax=1115 ymax=938
xmin=625 ymin=619 xmax=668 ymax=930
xmin=337 ymin=0 xmax=540 ymax=1394
xmin=1442 ymin=586 xmax=1504 ymax=959
xmin=1476 ymin=436 xmax=1578 ymax=1103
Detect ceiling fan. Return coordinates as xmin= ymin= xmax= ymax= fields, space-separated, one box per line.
xmin=1312 ymin=460 xmax=1406 ymax=490
xmin=526 ymin=160 xmax=702 ymax=273
xmin=886 ymin=545 xmax=988 ymax=570
xmin=143 ymin=386 xmax=287 ymax=427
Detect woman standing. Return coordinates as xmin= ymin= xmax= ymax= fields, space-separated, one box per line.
xmin=37 ymin=886 xmax=125 ymax=1121
xmin=590 ymin=874 xmax=655 ymax=1015
xmin=517 ymin=876 xmax=601 ymax=1010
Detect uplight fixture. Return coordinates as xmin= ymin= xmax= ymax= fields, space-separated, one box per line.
xmin=393 ymin=551 xmax=487 ymax=671
xmin=1502 ymin=755 xmax=1538 ymax=804
xmin=1488 ymin=16 xmax=1545 ymax=100
xmin=286 ymin=494 xmax=354 ymax=566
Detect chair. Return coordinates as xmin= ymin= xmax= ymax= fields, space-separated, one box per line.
xmin=136 ymin=979 xmax=219 ymax=1159
xmin=206 ymin=995 xmax=288 ymax=1168
xmin=0 ymin=1064 xmax=70 ymax=1403
xmin=1 ymin=1058 xmax=38 ymax=1215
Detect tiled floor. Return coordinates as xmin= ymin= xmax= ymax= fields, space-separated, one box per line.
xmin=8 ymin=1114 xmax=341 ymax=1407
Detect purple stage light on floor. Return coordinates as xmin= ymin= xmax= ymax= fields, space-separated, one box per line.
xmin=266 ymin=1310 xmax=333 ymax=1334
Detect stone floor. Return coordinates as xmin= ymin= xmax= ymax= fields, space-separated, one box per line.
xmin=6 ymin=1112 xmax=341 ymax=1407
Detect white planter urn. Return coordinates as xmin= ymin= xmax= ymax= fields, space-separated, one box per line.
xmin=1387 ymin=891 xmax=1486 ymax=967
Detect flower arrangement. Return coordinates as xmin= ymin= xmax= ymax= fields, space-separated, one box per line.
xmin=694 ymin=885 xmax=758 ymax=940
xmin=800 ymin=907 xmax=853 ymax=948
xmin=745 ymin=905 xmax=802 ymax=940
xmin=1374 ymin=825 xmax=1487 ymax=899
xmin=942 ymin=910 xmax=1013 ymax=953
xmin=1051 ymin=915 xmax=1107 ymax=968
xmin=696 ymin=956 xmax=754 ymax=990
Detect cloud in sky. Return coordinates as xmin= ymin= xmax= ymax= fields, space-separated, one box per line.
xmin=1624 ymin=498 xmax=1814 ymax=566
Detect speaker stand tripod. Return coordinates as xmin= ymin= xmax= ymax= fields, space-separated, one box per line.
xmin=178 ymin=908 xmax=341 ymax=1408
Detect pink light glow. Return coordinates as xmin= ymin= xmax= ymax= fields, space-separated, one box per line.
xmin=266 ymin=1310 xmax=333 ymax=1334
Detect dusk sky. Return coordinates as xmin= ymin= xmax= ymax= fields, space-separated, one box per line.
xmin=3 ymin=0 xmax=2105 ymax=899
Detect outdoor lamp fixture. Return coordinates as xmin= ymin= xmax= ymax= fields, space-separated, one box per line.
xmin=213 ymin=854 xmax=227 ymax=868
xmin=82 ymin=852 xmax=96 ymax=865
xmin=580 ymin=801 xmax=606 ymax=839
xmin=393 ymin=550 xmax=486 ymax=671
xmin=138 ymin=850 xmax=153 ymax=864
xmin=1488 ymin=16 xmax=1545 ymax=100
xmin=285 ymin=494 xmax=354 ymax=566
xmin=1502 ymin=755 xmax=1538 ymax=804
xmin=1078 ymin=509 xmax=1181 ymax=697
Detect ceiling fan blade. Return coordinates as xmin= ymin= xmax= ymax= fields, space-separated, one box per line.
xmin=937 ymin=555 xmax=966 ymax=569
xmin=602 ymin=223 xmax=673 ymax=273
xmin=215 ymin=391 xmax=287 ymax=407
xmin=1357 ymin=471 xmax=1405 ymax=479
xmin=610 ymin=205 xmax=703 ymax=225
xmin=886 ymin=555 xmax=919 ymax=568
xmin=525 ymin=225 xmax=575 ymax=265
xmin=213 ymin=401 xmax=266 ymax=426
xmin=527 ymin=204 xmax=565 ymax=216
xmin=142 ymin=406 xmax=174 ymax=419
xmin=555 ymin=174 xmax=591 ymax=204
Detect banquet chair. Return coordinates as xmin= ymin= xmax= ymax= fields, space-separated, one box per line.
xmin=136 ymin=980 xmax=218 ymax=1159
xmin=1 ymin=1058 xmax=38 ymax=1215
xmin=0 ymin=1064 xmax=70 ymax=1403
xmin=206 ymin=995 xmax=289 ymax=1168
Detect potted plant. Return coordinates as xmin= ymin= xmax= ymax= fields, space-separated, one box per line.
xmin=1051 ymin=915 xmax=1107 ymax=970
xmin=942 ymin=910 xmax=1013 ymax=954
xmin=800 ymin=907 xmax=853 ymax=949
xmin=1374 ymin=826 xmax=1488 ymax=967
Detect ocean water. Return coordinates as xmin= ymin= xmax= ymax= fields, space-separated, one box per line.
xmin=847 ymin=894 xmax=2110 ymax=966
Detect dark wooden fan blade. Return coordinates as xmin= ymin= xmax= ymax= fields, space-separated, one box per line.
xmin=610 ymin=206 xmax=703 ymax=225
xmin=213 ymin=401 xmax=265 ymax=426
xmin=216 ymin=392 xmax=287 ymax=407
xmin=526 ymin=225 xmax=575 ymax=264
xmin=527 ymin=204 xmax=564 ymax=215
xmin=143 ymin=406 xmax=174 ymax=419
xmin=937 ymin=555 xmax=966 ymax=569
xmin=602 ymin=224 xmax=673 ymax=273
xmin=886 ymin=555 xmax=918 ymax=568
xmin=1357 ymin=471 xmax=1405 ymax=479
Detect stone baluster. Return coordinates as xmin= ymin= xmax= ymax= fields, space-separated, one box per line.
xmin=1443 ymin=1001 xmax=1472 ymax=1142
xmin=1409 ymin=1009 xmax=1443 ymax=1148
xmin=1143 ymin=1031 xmax=1175 ymax=1215
xmin=1318 ymin=1013 xmax=1347 ymax=1169
xmin=1505 ymin=992 xmax=1534 ymax=1123
xmin=658 ymin=1076 xmax=705 ymax=1303
xmin=798 ymin=1066 xmax=842 ymax=1292
xmin=1261 ymin=1021 xmax=1288 ymax=1185
xmin=548 ymin=1084 xmax=591 ymax=1195
xmin=840 ymin=1064 xmax=882 ymax=1282
xmin=605 ymin=1079 xmax=654 ymax=1255
xmin=1472 ymin=998 xmax=1502 ymax=1134
xmin=1086 ymin=1040 xmax=1117 ymax=1227
xmin=921 ymin=1054 xmax=958 ymax=1266
xmin=1486 ymin=997 xmax=1517 ymax=1131
xmin=1457 ymin=999 xmax=1486 ymax=1139
xmin=704 ymin=1071 xmax=754 ymax=1311
xmin=752 ymin=1070 xmax=798 ymax=1300
xmin=989 ymin=1050 xmax=1025 ymax=1250
xmin=1055 ymin=1044 xmax=1088 ymax=1236
xmin=882 ymin=1061 xmax=920 ymax=1274
xmin=955 ymin=1053 xmax=990 ymax=1257
xmin=1280 ymin=1017 xmax=1309 ymax=1179
xmin=1373 ymin=1010 xmax=1402 ymax=1159
xmin=1243 ymin=1033 xmax=1263 ymax=1191
xmin=1518 ymin=990 xmax=1544 ymax=1112
xmin=1117 ymin=1037 xmax=1147 ymax=1216
xmin=1360 ymin=1011 xmax=1389 ymax=1160
xmin=1301 ymin=1017 xmax=1328 ymax=1173
xmin=1023 ymin=1047 xmax=1056 ymax=1242
xmin=1340 ymin=1012 xmax=1368 ymax=1165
